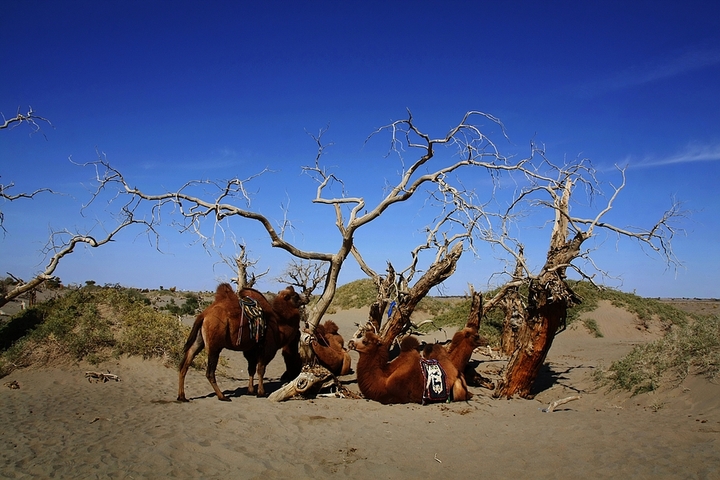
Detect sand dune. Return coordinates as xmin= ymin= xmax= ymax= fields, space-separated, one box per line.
xmin=1 ymin=302 xmax=719 ymax=479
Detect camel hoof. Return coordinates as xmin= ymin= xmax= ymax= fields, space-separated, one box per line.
xmin=218 ymin=396 xmax=231 ymax=402
xmin=177 ymin=396 xmax=189 ymax=402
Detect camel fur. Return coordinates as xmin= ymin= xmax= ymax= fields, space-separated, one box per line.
xmin=348 ymin=330 xmax=470 ymax=404
xmin=177 ymin=283 xmax=305 ymax=402
xmin=309 ymin=320 xmax=352 ymax=376
xmin=446 ymin=327 xmax=495 ymax=389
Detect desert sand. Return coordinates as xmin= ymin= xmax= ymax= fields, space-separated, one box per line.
xmin=1 ymin=301 xmax=719 ymax=479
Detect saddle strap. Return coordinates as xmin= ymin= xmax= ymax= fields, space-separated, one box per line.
xmin=238 ymin=297 xmax=265 ymax=344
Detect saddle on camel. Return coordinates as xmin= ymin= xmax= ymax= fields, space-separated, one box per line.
xmin=177 ymin=283 xmax=306 ymax=402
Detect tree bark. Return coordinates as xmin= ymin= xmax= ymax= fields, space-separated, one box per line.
xmin=500 ymin=286 xmax=524 ymax=356
xmin=494 ymin=276 xmax=575 ymax=399
xmin=465 ymin=289 xmax=482 ymax=330
xmin=379 ymin=241 xmax=463 ymax=345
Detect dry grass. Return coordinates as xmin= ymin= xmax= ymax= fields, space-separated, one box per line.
xmin=595 ymin=313 xmax=720 ymax=394
xmin=4 ymin=279 xmax=714 ymax=396
xmin=0 ymin=286 xmax=195 ymax=377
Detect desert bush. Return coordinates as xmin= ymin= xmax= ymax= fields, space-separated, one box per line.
xmin=596 ymin=314 xmax=720 ymax=394
xmin=0 ymin=285 xmax=191 ymax=377
xmin=582 ymin=318 xmax=604 ymax=338
xmin=162 ymin=292 xmax=202 ymax=316
xmin=115 ymin=304 xmax=189 ymax=365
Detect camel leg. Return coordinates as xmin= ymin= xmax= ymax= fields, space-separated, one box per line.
xmin=281 ymin=345 xmax=302 ymax=382
xmin=177 ymin=333 xmax=204 ymax=402
xmin=255 ymin=359 xmax=267 ymax=397
xmin=245 ymin=351 xmax=258 ymax=395
xmin=206 ymin=348 xmax=229 ymax=401
xmin=452 ymin=376 xmax=472 ymax=402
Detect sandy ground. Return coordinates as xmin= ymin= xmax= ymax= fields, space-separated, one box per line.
xmin=1 ymin=302 xmax=719 ymax=479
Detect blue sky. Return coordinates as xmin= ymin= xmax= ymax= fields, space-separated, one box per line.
xmin=1 ymin=1 xmax=719 ymax=298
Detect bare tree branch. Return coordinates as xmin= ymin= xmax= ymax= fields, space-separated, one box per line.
xmin=276 ymin=259 xmax=328 ymax=299
xmin=1 ymin=208 xmax=156 ymax=308
xmin=0 ymin=181 xmax=58 ymax=233
xmin=0 ymin=106 xmax=52 ymax=134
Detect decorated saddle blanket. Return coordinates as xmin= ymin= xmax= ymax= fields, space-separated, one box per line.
xmin=238 ymin=297 xmax=265 ymax=344
xmin=420 ymin=358 xmax=449 ymax=405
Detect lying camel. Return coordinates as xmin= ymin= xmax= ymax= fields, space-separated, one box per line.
xmin=309 ymin=320 xmax=352 ymax=376
xmin=348 ymin=330 xmax=470 ymax=404
xmin=446 ymin=327 xmax=495 ymax=389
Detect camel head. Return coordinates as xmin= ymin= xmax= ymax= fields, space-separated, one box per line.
xmin=276 ymin=286 xmax=309 ymax=308
xmin=347 ymin=330 xmax=381 ymax=353
xmin=454 ymin=327 xmax=487 ymax=348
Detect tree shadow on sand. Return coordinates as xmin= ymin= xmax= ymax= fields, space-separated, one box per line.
xmin=0 ymin=308 xmax=44 ymax=351
xmin=530 ymin=362 xmax=594 ymax=397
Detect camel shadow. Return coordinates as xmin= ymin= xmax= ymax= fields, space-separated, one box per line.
xmin=187 ymin=377 xmax=287 ymax=401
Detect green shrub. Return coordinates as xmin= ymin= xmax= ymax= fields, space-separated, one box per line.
xmin=597 ymin=314 xmax=720 ymax=394
xmin=0 ymin=285 xmax=190 ymax=377
xmin=162 ymin=292 xmax=202 ymax=316
xmin=116 ymin=303 xmax=189 ymax=365
xmin=582 ymin=318 xmax=604 ymax=338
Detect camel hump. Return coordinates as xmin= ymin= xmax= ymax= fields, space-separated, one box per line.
xmin=214 ymin=283 xmax=237 ymax=302
xmin=400 ymin=335 xmax=420 ymax=352
xmin=455 ymin=327 xmax=487 ymax=348
xmin=322 ymin=320 xmax=340 ymax=335
xmin=314 ymin=322 xmax=327 ymax=338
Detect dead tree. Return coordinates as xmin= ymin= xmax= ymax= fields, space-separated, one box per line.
xmin=2 ymin=108 xmax=153 ymax=308
xmin=353 ymin=241 xmax=464 ymax=346
xmin=76 ymin=112 xmax=679 ymax=399
xmin=276 ymin=259 xmax=327 ymax=300
xmin=444 ymin=148 xmax=683 ymax=399
xmin=85 ymin=111 xmax=520 ymax=331
xmin=224 ymin=244 xmax=268 ymax=290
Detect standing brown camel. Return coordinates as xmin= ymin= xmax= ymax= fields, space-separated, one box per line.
xmin=177 ymin=283 xmax=305 ymax=402
xmin=348 ymin=331 xmax=471 ymax=404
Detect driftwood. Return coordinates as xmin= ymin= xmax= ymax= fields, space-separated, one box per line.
xmin=268 ymin=365 xmax=333 ymax=402
xmin=85 ymin=371 xmax=120 ymax=383
xmin=541 ymin=395 xmax=581 ymax=413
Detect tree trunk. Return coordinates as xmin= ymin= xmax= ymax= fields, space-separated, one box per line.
xmin=378 ymin=242 xmax=463 ymax=345
xmin=500 ymin=287 xmax=525 ymax=356
xmin=494 ymin=280 xmax=572 ymax=399
xmin=465 ymin=289 xmax=482 ymax=330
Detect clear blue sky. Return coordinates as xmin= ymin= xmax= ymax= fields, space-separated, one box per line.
xmin=2 ymin=1 xmax=719 ymax=298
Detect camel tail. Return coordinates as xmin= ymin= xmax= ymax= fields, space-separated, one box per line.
xmin=183 ymin=313 xmax=205 ymax=355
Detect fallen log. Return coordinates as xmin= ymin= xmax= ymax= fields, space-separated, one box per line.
xmin=268 ymin=365 xmax=333 ymax=402
xmin=85 ymin=371 xmax=120 ymax=383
